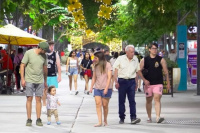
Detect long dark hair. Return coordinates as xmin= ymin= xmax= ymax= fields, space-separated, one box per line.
xmin=84 ymin=51 xmax=91 ymax=60
xmin=113 ymin=52 xmax=119 ymax=59
xmin=69 ymin=50 xmax=76 ymax=57
xmin=94 ymin=51 xmax=106 ymax=74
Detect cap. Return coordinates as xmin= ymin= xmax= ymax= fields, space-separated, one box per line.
xmin=0 ymin=50 xmax=7 ymax=54
xmin=38 ymin=42 xmax=49 ymax=52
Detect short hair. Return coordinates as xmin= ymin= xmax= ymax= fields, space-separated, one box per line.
xmin=125 ymin=45 xmax=135 ymax=52
xmin=48 ymin=41 xmax=54 ymax=45
xmin=48 ymin=85 xmax=56 ymax=93
xmin=18 ymin=48 xmax=23 ymax=53
xmin=149 ymin=43 xmax=158 ymax=49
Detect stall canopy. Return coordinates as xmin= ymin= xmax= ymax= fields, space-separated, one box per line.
xmin=0 ymin=24 xmax=46 ymax=45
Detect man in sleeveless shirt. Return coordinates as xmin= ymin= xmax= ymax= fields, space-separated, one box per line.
xmin=42 ymin=41 xmax=61 ymax=113
xmin=139 ymin=43 xmax=170 ymax=123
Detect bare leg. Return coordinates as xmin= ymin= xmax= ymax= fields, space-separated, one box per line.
xmin=68 ymin=75 xmax=72 ymax=91
xmin=111 ymin=75 xmax=114 ymax=90
xmin=154 ymin=94 xmax=162 ymax=120
xmin=146 ymin=96 xmax=153 ymax=119
xmin=138 ymin=79 xmax=141 ymax=89
xmin=73 ymin=75 xmax=78 ymax=91
xmin=84 ymin=75 xmax=89 ymax=91
xmin=35 ymin=96 xmax=42 ymax=119
xmin=42 ymin=88 xmax=47 ymax=106
xmin=94 ymin=96 xmax=102 ymax=127
xmin=26 ymin=96 xmax=33 ymax=119
xmin=102 ymin=98 xmax=110 ymax=126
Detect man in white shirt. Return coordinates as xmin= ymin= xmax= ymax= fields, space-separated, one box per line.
xmin=113 ymin=45 xmax=147 ymax=124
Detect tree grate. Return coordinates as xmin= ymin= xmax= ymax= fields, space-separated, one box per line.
xmin=165 ymin=120 xmax=200 ymax=125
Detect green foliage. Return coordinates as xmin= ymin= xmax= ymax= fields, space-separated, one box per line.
xmin=165 ymin=58 xmax=178 ymax=68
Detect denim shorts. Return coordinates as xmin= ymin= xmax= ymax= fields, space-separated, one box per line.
xmin=69 ymin=67 xmax=78 ymax=75
xmin=93 ymin=88 xmax=112 ymax=98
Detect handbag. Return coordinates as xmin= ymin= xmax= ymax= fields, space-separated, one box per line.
xmin=80 ymin=60 xmax=90 ymax=77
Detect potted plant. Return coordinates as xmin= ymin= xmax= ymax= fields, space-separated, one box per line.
xmin=165 ymin=58 xmax=180 ymax=92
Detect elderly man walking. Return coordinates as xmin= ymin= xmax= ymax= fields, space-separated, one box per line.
xmin=113 ymin=45 xmax=141 ymax=124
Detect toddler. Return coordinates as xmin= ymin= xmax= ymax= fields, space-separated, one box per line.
xmin=46 ymin=86 xmax=61 ymax=125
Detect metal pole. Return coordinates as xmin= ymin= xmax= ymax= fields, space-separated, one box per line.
xmin=197 ymin=0 xmax=200 ymax=95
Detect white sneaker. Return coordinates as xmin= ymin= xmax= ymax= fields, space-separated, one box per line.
xmin=70 ymin=91 xmax=72 ymax=95
xmin=42 ymin=106 xmax=47 ymax=114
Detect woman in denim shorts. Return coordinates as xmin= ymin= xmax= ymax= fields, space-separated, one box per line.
xmin=66 ymin=50 xmax=79 ymax=95
xmin=89 ymin=51 xmax=112 ymax=127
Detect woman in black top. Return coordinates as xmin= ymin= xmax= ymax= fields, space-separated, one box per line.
xmin=80 ymin=52 xmax=93 ymax=94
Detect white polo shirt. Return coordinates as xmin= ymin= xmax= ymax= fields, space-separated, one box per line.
xmin=113 ymin=55 xmax=140 ymax=79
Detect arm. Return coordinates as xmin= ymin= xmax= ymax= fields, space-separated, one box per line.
xmin=77 ymin=57 xmax=80 ymax=73
xmin=89 ymin=68 xmax=96 ymax=93
xmin=20 ymin=63 xmax=26 ymax=88
xmin=103 ymin=68 xmax=112 ymax=95
xmin=137 ymin=58 xmax=150 ymax=86
xmin=66 ymin=57 xmax=70 ymax=72
xmin=114 ymin=68 xmax=119 ymax=89
xmin=43 ymin=65 xmax=48 ymax=88
xmin=56 ymin=53 xmax=61 ymax=82
xmin=161 ymin=58 xmax=170 ymax=91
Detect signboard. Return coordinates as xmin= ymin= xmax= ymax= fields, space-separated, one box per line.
xmin=163 ymin=68 xmax=173 ymax=97
xmin=178 ymin=43 xmax=185 ymax=58
xmin=188 ymin=49 xmax=197 ymax=84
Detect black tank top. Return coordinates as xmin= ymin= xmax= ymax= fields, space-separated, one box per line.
xmin=144 ymin=55 xmax=163 ymax=85
xmin=47 ymin=52 xmax=57 ymax=76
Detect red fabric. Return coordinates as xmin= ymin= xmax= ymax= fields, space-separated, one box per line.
xmin=2 ymin=55 xmax=13 ymax=70
xmin=84 ymin=69 xmax=92 ymax=77
xmin=60 ymin=51 xmax=65 ymax=56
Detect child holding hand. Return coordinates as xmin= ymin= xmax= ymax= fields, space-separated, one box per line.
xmin=46 ymin=86 xmax=61 ymax=125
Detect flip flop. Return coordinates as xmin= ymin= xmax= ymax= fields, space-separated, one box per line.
xmin=104 ymin=122 xmax=108 ymax=126
xmin=94 ymin=124 xmax=102 ymax=127
xmin=147 ymin=118 xmax=152 ymax=123
xmin=157 ymin=117 xmax=164 ymax=123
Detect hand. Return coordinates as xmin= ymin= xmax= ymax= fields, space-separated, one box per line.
xmin=44 ymin=82 xmax=48 ymax=88
xmin=58 ymin=102 xmax=61 ymax=106
xmin=103 ymin=89 xmax=108 ymax=95
xmin=21 ymin=79 xmax=26 ymax=88
xmin=66 ymin=69 xmax=68 ymax=72
xmin=167 ymin=83 xmax=171 ymax=92
xmin=89 ymin=88 xmax=93 ymax=93
xmin=135 ymin=83 xmax=138 ymax=91
xmin=84 ymin=68 xmax=87 ymax=71
xmin=144 ymin=80 xmax=150 ymax=86
xmin=115 ymin=82 xmax=119 ymax=89
xmin=57 ymin=76 xmax=61 ymax=83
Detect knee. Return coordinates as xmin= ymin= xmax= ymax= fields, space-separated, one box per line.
xmin=27 ymin=97 xmax=33 ymax=102
xmin=102 ymin=104 xmax=108 ymax=109
xmin=154 ymin=96 xmax=161 ymax=102
xmin=96 ymin=102 xmax=102 ymax=108
xmin=35 ymin=97 xmax=41 ymax=103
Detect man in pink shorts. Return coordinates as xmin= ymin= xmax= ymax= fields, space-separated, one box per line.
xmin=139 ymin=43 xmax=170 ymax=123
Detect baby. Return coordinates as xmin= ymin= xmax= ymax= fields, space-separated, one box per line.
xmin=46 ymin=86 xmax=61 ymax=125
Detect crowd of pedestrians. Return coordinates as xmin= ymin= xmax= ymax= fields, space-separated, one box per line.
xmin=0 ymin=42 xmax=171 ymax=127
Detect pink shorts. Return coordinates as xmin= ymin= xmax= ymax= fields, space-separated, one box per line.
xmin=144 ymin=84 xmax=163 ymax=97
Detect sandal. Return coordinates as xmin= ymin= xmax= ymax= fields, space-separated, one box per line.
xmin=147 ymin=118 xmax=152 ymax=123
xmin=94 ymin=123 xmax=102 ymax=127
xmin=104 ymin=122 xmax=108 ymax=126
xmin=157 ymin=117 xmax=164 ymax=123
